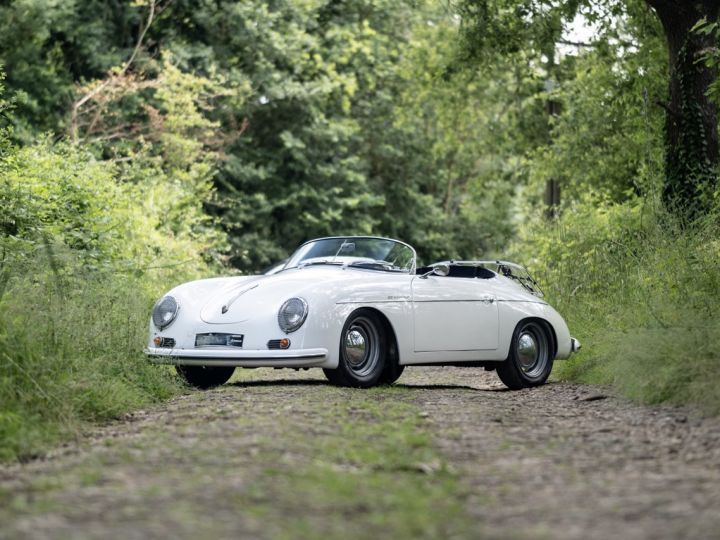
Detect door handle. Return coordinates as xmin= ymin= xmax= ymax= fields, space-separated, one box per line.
xmin=480 ymin=296 xmax=495 ymax=304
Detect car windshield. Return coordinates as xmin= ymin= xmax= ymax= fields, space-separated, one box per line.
xmin=284 ymin=237 xmax=416 ymax=273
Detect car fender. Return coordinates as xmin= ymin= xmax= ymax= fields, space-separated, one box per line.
xmin=497 ymin=300 xmax=572 ymax=360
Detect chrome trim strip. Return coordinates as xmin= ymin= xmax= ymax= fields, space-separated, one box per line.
xmin=145 ymin=347 xmax=327 ymax=360
xmin=222 ymin=283 xmax=259 ymax=314
xmin=336 ymin=300 xmax=409 ymax=305
xmin=411 ymin=299 xmax=494 ymax=303
xmin=336 ymin=299 xmax=546 ymax=305
xmin=149 ymin=356 xmax=327 ymax=368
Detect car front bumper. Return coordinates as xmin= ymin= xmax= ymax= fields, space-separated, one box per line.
xmin=145 ymin=347 xmax=329 ymax=367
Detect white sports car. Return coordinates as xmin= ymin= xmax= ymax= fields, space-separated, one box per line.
xmin=145 ymin=236 xmax=580 ymax=389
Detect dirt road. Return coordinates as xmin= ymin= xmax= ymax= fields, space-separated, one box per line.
xmin=1 ymin=367 xmax=719 ymax=540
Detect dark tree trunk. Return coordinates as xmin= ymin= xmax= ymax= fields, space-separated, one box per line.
xmin=646 ymin=0 xmax=719 ymax=218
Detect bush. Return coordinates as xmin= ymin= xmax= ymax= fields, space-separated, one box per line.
xmin=512 ymin=195 xmax=720 ymax=412
xmin=0 ymin=132 xmax=223 ymax=461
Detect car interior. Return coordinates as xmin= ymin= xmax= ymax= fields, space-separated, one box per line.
xmin=415 ymin=264 xmax=495 ymax=279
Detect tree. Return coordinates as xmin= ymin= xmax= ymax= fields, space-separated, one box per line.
xmin=645 ymin=0 xmax=719 ymax=216
xmin=456 ymin=0 xmax=719 ymax=217
xmin=0 ymin=0 xmax=538 ymax=268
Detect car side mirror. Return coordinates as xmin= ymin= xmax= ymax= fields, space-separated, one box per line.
xmin=420 ymin=263 xmax=450 ymax=279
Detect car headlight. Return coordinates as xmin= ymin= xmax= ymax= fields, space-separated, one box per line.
xmin=278 ymin=297 xmax=308 ymax=333
xmin=152 ymin=296 xmax=179 ymax=330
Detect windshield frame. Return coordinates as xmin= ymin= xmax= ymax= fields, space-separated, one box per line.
xmin=283 ymin=236 xmax=417 ymax=274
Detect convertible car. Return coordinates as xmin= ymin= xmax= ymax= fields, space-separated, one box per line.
xmin=145 ymin=236 xmax=580 ymax=389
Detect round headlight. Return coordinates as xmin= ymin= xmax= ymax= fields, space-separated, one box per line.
xmin=152 ymin=296 xmax=179 ymax=330
xmin=278 ymin=297 xmax=308 ymax=333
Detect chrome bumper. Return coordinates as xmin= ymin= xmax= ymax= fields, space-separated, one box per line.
xmin=145 ymin=347 xmax=328 ymax=367
xmin=570 ymin=337 xmax=582 ymax=353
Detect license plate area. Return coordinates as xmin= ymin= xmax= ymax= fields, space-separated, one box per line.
xmin=195 ymin=333 xmax=244 ymax=348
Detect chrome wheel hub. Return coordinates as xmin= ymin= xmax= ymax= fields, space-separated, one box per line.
xmin=342 ymin=316 xmax=381 ymax=377
xmin=344 ymin=329 xmax=367 ymax=367
xmin=517 ymin=332 xmax=538 ymax=372
xmin=514 ymin=323 xmax=550 ymax=380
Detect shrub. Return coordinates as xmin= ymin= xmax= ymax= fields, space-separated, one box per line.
xmin=512 ymin=195 xmax=720 ymax=412
xmin=0 ymin=131 xmax=224 ymax=461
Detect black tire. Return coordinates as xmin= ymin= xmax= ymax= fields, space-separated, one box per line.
xmin=496 ymin=320 xmax=554 ymax=390
xmin=323 ymin=309 xmax=388 ymax=388
xmin=176 ymin=365 xmax=235 ymax=389
xmin=380 ymin=362 xmax=405 ymax=385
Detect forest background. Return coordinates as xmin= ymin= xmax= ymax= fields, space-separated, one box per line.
xmin=0 ymin=0 xmax=719 ymax=461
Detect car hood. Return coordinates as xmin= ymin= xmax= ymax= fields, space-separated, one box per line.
xmin=198 ymin=266 xmax=390 ymax=324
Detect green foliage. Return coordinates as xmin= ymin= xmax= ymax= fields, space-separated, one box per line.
xmin=697 ymin=18 xmax=720 ymax=104
xmin=0 ymin=0 xmax=719 ymax=464
xmin=0 ymin=0 xmax=146 ymax=140
xmin=458 ymin=0 xmax=720 ymax=220
xmin=512 ymin=198 xmax=720 ymax=412
xmin=525 ymin=31 xmax=667 ymax=205
xmin=0 ymin=259 xmax=183 ymax=461
xmin=389 ymin=17 xmax=517 ymax=261
xmin=0 ymin=0 xmax=519 ymax=270
xmin=1 ymin=139 xmax=220 ymax=272
xmin=203 ymin=0 xmax=417 ymax=268
xmin=0 ymin=77 xmax=221 ymax=461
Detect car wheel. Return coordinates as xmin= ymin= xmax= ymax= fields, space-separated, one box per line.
xmin=496 ymin=320 xmax=554 ymax=390
xmin=176 ymin=365 xmax=235 ymax=389
xmin=380 ymin=362 xmax=405 ymax=385
xmin=323 ymin=310 xmax=387 ymax=388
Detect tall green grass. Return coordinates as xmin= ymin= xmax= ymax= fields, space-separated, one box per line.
xmin=0 ymin=128 xmax=222 ymax=462
xmin=0 ymin=247 xmax=188 ymax=462
xmin=514 ymin=197 xmax=720 ymax=412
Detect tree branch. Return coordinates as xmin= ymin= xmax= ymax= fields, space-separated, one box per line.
xmin=71 ymin=0 xmax=162 ymax=143
xmin=558 ymin=39 xmax=594 ymax=48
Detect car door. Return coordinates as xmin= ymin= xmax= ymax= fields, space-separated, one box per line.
xmin=411 ymin=274 xmax=499 ymax=352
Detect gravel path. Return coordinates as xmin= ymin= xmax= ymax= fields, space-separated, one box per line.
xmin=1 ymin=367 xmax=719 ymax=539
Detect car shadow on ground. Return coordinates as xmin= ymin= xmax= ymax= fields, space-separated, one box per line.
xmin=228 ymin=379 xmax=328 ymax=388
xmin=396 ymin=383 xmax=509 ymax=392
xmin=227 ymin=379 xmax=507 ymax=392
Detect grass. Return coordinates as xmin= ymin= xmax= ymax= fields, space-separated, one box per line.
xmin=516 ymin=199 xmax=720 ymax=413
xmin=240 ymin=390 xmax=475 ymax=539
xmin=0 ymin=385 xmax=481 ymax=539
xmin=0 ymin=251 xmax=187 ymax=462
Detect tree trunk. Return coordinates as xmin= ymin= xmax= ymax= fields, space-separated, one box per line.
xmin=646 ymin=0 xmax=719 ymax=218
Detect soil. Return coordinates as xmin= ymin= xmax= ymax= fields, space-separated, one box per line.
xmin=1 ymin=367 xmax=719 ymax=540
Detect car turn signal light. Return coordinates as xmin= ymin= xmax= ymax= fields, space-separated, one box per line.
xmin=267 ymin=338 xmax=291 ymax=350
